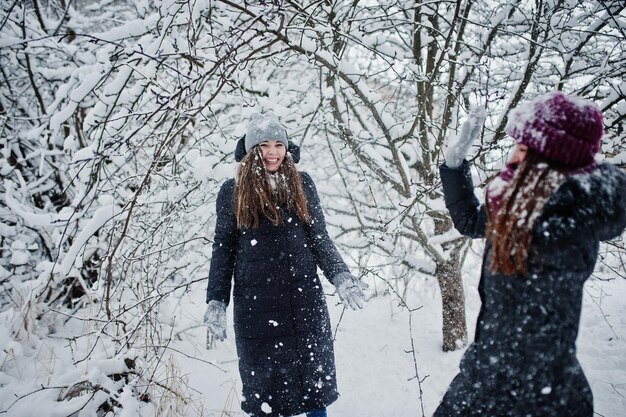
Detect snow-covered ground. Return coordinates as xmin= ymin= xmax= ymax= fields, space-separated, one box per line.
xmin=1 ymin=251 xmax=624 ymax=417
xmin=174 ymin=253 xmax=626 ymax=417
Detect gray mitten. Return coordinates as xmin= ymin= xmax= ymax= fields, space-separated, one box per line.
xmin=333 ymin=272 xmax=368 ymax=310
xmin=444 ymin=107 xmax=486 ymax=168
xmin=203 ymin=300 xmax=227 ymax=341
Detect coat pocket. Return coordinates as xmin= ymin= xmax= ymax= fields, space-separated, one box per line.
xmin=240 ymin=258 xmax=287 ymax=288
xmin=235 ymin=309 xmax=296 ymax=339
xmin=236 ymin=335 xmax=299 ymax=365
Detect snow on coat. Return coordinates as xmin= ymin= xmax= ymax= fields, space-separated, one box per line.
xmin=435 ymin=160 xmax=626 ymax=417
xmin=206 ymin=172 xmax=349 ymax=417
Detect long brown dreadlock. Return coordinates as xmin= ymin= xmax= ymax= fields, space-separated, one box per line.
xmin=486 ymin=150 xmax=572 ymax=276
xmin=235 ymin=146 xmax=310 ymax=229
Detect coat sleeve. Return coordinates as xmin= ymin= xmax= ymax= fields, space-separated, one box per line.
xmin=206 ymin=180 xmax=238 ymax=304
xmin=300 ymin=172 xmax=350 ymax=284
xmin=439 ymin=160 xmax=487 ymax=239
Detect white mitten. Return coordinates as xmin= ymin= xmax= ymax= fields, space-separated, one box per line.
xmin=445 ymin=107 xmax=486 ymax=168
xmin=203 ymin=300 xmax=227 ymax=341
xmin=333 ymin=272 xmax=368 ymax=310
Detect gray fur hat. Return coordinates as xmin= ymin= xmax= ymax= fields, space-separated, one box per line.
xmin=245 ymin=112 xmax=288 ymax=152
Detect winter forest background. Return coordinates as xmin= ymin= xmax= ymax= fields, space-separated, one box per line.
xmin=1 ymin=1 xmax=625 ymax=416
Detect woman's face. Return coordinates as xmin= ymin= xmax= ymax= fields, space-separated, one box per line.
xmin=259 ymin=140 xmax=286 ymax=172
xmin=509 ymin=143 xmax=528 ymax=165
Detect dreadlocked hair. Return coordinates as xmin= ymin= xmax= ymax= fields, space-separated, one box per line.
xmin=486 ymin=149 xmax=572 ymax=276
xmin=235 ymin=146 xmax=310 ymax=229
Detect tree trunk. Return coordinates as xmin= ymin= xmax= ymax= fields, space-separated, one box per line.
xmin=436 ymin=262 xmax=468 ymax=351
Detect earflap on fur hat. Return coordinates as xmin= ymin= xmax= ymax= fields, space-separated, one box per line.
xmin=234 ymin=135 xmax=301 ymax=163
xmin=235 ymin=135 xmax=246 ymax=162
xmin=288 ymin=141 xmax=300 ymax=163
xmin=506 ymin=91 xmax=603 ymax=168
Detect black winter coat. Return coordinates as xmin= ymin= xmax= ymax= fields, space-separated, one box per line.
xmin=206 ymin=172 xmax=349 ymax=417
xmin=435 ymin=160 xmax=626 ymax=417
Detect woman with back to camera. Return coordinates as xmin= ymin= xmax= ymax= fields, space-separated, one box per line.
xmin=435 ymin=91 xmax=626 ymax=416
xmin=203 ymin=112 xmax=367 ymax=417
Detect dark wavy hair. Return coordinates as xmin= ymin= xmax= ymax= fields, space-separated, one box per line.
xmin=235 ymin=146 xmax=309 ymax=229
xmin=485 ymin=149 xmax=572 ymax=275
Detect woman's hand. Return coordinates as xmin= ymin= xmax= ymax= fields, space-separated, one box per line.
xmin=333 ymin=272 xmax=368 ymax=310
xmin=444 ymin=107 xmax=486 ymax=168
xmin=204 ymin=300 xmax=227 ymax=341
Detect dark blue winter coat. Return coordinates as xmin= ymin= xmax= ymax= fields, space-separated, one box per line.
xmin=435 ymin=160 xmax=626 ymax=417
xmin=206 ymin=172 xmax=349 ymax=417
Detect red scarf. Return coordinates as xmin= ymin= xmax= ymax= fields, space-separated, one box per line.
xmin=486 ymin=162 xmax=518 ymax=216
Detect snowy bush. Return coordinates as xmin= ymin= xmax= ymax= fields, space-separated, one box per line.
xmin=1 ymin=1 xmax=623 ymax=416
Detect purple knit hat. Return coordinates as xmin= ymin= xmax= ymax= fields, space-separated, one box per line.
xmin=506 ymin=91 xmax=603 ymax=168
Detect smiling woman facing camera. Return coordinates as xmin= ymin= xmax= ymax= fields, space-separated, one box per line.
xmin=204 ymin=112 xmax=367 ymax=417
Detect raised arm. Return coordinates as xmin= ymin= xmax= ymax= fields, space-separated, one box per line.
xmin=440 ymin=107 xmax=487 ymax=238
xmin=440 ymin=161 xmax=487 ymax=238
